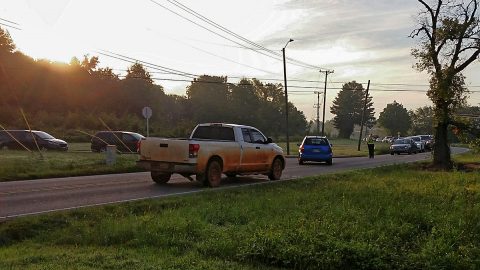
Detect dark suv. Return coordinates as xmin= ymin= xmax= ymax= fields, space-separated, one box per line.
xmin=91 ymin=131 xmax=145 ymax=152
xmin=0 ymin=130 xmax=68 ymax=151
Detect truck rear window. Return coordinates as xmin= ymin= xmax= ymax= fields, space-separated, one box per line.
xmin=192 ymin=126 xmax=235 ymax=141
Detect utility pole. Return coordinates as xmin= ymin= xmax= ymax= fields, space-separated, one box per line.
xmin=314 ymin=91 xmax=321 ymax=134
xmin=282 ymin=39 xmax=294 ymax=155
xmin=357 ymin=80 xmax=371 ymax=151
xmin=320 ymin=69 xmax=334 ymax=136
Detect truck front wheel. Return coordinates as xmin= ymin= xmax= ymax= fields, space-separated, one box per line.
xmin=205 ymin=159 xmax=222 ymax=187
xmin=268 ymin=157 xmax=283 ymax=180
xmin=151 ymin=171 xmax=171 ymax=184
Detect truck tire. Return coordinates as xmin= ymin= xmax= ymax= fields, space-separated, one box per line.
xmin=268 ymin=157 xmax=283 ymax=180
xmin=205 ymin=159 xmax=222 ymax=187
xmin=151 ymin=171 xmax=171 ymax=184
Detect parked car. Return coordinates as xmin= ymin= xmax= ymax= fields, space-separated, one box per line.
xmin=91 ymin=131 xmax=145 ymax=152
xmin=390 ymin=138 xmax=419 ymax=155
xmin=418 ymin=135 xmax=434 ymax=150
xmin=0 ymin=130 xmax=68 ymax=151
xmin=298 ymin=136 xmax=333 ymax=165
xmin=408 ymin=136 xmax=425 ymax=152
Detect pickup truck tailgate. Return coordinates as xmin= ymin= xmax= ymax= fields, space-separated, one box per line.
xmin=140 ymin=138 xmax=190 ymax=163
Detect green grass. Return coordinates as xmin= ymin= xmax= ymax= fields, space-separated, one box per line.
xmin=1 ymin=153 xmax=478 ymax=269
xmin=0 ymin=146 xmax=142 ymax=182
xmin=278 ymin=139 xmax=391 ymax=157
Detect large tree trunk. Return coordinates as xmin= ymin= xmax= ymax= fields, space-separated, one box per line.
xmin=432 ymin=103 xmax=452 ymax=170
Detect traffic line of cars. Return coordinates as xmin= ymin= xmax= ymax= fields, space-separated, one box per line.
xmin=389 ymin=135 xmax=434 ymax=155
xmin=0 ymin=130 xmax=145 ymax=152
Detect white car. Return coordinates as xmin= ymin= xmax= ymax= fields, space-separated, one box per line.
xmin=409 ymin=136 xmax=425 ymax=152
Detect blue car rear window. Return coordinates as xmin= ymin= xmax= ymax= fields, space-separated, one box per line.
xmin=304 ymin=138 xmax=329 ymax=146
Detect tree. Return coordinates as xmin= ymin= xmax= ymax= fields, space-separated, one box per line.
xmin=186 ymin=75 xmax=230 ymax=123
xmin=126 ymin=62 xmax=153 ymax=84
xmin=0 ymin=27 xmax=16 ymax=54
xmin=410 ymin=0 xmax=480 ymax=169
xmin=330 ymin=81 xmax=375 ymax=138
xmin=378 ymin=101 xmax=412 ymax=136
xmin=81 ymin=55 xmax=99 ymax=74
xmin=410 ymin=106 xmax=435 ymax=135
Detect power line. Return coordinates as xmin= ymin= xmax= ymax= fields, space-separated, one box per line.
xmin=0 ymin=17 xmax=19 ymax=25
xmin=0 ymin=21 xmax=21 ymax=30
xmin=166 ymin=0 xmax=327 ymax=71
xmin=150 ymin=0 xmax=329 ymax=71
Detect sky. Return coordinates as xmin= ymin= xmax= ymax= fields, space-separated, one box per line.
xmin=2 ymin=0 xmax=480 ymax=122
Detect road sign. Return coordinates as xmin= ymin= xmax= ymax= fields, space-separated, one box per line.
xmin=142 ymin=106 xmax=152 ymax=119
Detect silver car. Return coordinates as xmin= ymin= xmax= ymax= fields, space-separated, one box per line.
xmin=408 ymin=136 xmax=425 ymax=152
xmin=390 ymin=138 xmax=419 ymax=155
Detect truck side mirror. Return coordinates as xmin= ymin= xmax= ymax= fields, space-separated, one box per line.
xmin=267 ymin=137 xmax=273 ymax=144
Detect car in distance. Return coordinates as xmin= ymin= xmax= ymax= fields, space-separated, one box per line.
xmin=91 ymin=131 xmax=145 ymax=152
xmin=298 ymin=136 xmax=333 ymax=165
xmin=0 ymin=130 xmax=68 ymax=151
xmin=419 ymin=135 xmax=434 ymax=150
xmin=382 ymin=136 xmax=393 ymax=143
xmin=408 ymin=136 xmax=426 ymax=152
xmin=390 ymin=138 xmax=419 ymax=155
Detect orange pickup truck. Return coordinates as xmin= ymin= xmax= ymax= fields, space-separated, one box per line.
xmin=137 ymin=123 xmax=285 ymax=187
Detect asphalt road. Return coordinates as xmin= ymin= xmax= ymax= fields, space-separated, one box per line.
xmin=0 ymin=148 xmax=468 ymax=219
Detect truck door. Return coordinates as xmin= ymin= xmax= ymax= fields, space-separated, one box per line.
xmin=240 ymin=128 xmax=268 ymax=172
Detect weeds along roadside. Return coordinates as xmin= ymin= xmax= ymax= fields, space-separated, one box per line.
xmin=0 ymin=153 xmax=478 ymax=269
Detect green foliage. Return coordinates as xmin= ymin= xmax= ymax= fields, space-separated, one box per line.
xmin=0 ymin=39 xmax=307 ymax=139
xmin=411 ymin=0 xmax=479 ymax=169
xmin=410 ymin=106 xmax=434 ymax=135
xmin=379 ymin=101 xmax=412 ymax=136
xmin=1 ymin=158 xmax=479 ymax=269
xmin=330 ymin=81 xmax=375 ymax=139
xmin=0 ymin=27 xmax=15 ymax=54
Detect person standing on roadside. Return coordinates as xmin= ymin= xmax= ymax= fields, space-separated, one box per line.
xmin=367 ymin=135 xmax=375 ymax=158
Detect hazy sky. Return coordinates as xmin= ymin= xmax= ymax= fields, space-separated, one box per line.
xmin=2 ymin=0 xmax=480 ymax=121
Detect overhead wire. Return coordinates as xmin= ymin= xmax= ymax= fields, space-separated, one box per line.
xmin=149 ymin=0 xmax=329 ymax=71
xmin=164 ymin=0 xmax=327 ymax=71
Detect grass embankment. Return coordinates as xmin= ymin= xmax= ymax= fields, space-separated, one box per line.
xmin=278 ymin=139 xmax=391 ymax=157
xmin=0 ymin=143 xmax=141 ymax=182
xmin=1 ymin=153 xmax=478 ymax=269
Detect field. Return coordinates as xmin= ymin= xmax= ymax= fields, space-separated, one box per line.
xmin=0 ymin=153 xmax=478 ymax=269
xmin=0 ymin=140 xmax=391 ymax=182
xmin=0 ymin=143 xmax=141 ymax=182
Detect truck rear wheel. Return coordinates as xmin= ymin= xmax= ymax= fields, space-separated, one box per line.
xmin=151 ymin=171 xmax=171 ymax=184
xmin=268 ymin=157 xmax=283 ymax=180
xmin=205 ymin=159 xmax=222 ymax=187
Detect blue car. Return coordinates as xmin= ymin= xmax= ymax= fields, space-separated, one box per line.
xmin=298 ymin=136 xmax=333 ymax=165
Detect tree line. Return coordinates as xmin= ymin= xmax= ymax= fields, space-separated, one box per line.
xmin=0 ymin=27 xmax=307 ymax=141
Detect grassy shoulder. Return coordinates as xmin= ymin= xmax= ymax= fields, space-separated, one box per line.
xmin=0 ymin=146 xmax=142 ymax=182
xmin=1 ymin=153 xmax=478 ymax=269
xmin=278 ymin=139 xmax=391 ymax=157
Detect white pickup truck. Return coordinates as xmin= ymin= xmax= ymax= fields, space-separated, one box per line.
xmin=137 ymin=123 xmax=285 ymax=187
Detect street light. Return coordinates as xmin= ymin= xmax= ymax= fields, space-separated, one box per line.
xmin=282 ymin=38 xmax=294 ymax=155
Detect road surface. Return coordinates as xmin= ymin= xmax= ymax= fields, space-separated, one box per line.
xmin=0 ymin=148 xmax=468 ymax=219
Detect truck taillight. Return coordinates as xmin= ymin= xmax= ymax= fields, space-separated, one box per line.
xmin=300 ymin=145 xmax=304 ymax=153
xmin=189 ymin=143 xmax=200 ymax=158
xmin=137 ymin=140 xmax=142 ymax=153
